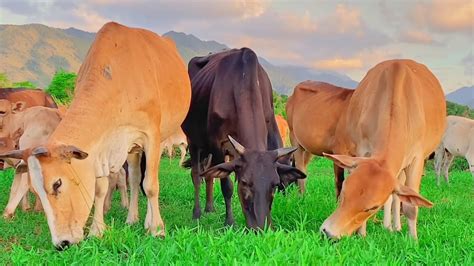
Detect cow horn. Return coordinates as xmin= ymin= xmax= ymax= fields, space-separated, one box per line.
xmin=0 ymin=149 xmax=25 ymax=160
xmin=32 ymin=146 xmax=50 ymax=157
xmin=276 ymin=147 xmax=298 ymax=158
xmin=228 ymin=135 xmax=245 ymax=155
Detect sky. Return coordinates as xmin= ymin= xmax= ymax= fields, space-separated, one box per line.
xmin=0 ymin=0 xmax=472 ymax=92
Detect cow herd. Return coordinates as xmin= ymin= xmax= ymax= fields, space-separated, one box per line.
xmin=0 ymin=22 xmax=472 ymax=250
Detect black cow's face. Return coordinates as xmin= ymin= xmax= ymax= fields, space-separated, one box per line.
xmin=202 ymin=136 xmax=306 ymax=230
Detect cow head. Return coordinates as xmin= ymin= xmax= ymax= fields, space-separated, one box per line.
xmin=320 ymin=153 xmax=433 ymax=239
xmin=202 ymin=136 xmax=306 ymax=229
xmin=0 ymin=144 xmax=92 ymax=250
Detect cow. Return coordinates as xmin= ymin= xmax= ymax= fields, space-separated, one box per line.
xmin=160 ymin=127 xmax=188 ymax=166
xmin=182 ymin=48 xmax=305 ymax=229
xmin=0 ymin=22 xmax=191 ymax=249
xmin=286 ymin=81 xmax=354 ymax=194
xmin=0 ymin=88 xmax=57 ymax=109
xmin=0 ymin=88 xmax=57 ymax=168
xmin=275 ymin=115 xmax=289 ymax=147
xmin=434 ymin=115 xmax=474 ymax=185
xmin=319 ymin=59 xmax=446 ymax=240
xmin=0 ymin=105 xmax=129 ymax=218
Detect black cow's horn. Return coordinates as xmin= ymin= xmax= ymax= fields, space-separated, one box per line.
xmin=32 ymin=146 xmax=49 ymax=157
xmin=276 ymin=147 xmax=298 ymax=158
xmin=228 ymin=135 xmax=245 ymax=155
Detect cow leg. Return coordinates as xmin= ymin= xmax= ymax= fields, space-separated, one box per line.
xmin=434 ymin=146 xmax=444 ymax=186
xmin=104 ymin=173 xmax=117 ymax=214
xmin=357 ymin=221 xmax=367 ymax=237
xmin=392 ymin=170 xmax=406 ymax=232
xmin=179 ymin=144 xmax=186 ymax=167
xmin=118 ymin=169 xmax=129 ymax=209
xmin=33 ymin=192 xmax=43 ymax=212
xmin=205 ymin=177 xmax=215 ymax=212
xmin=89 ymin=176 xmax=108 ymax=237
xmin=221 ymin=176 xmax=235 ymax=226
xmin=191 ymin=164 xmax=202 ymax=219
xmin=402 ymin=157 xmax=425 ymax=239
xmin=383 ymin=194 xmax=393 ymax=231
xmin=142 ymin=137 xmax=165 ymax=237
xmin=294 ymin=148 xmax=311 ymax=193
xmin=3 ymin=173 xmax=29 ymax=219
xmin=443 ymin=151 xmax=454 ymax=184
xmin=21 ymin=191 xmax=31 ymax=211
xmin=126 ymin=152 xmax=141 ymax=224
xmin=333 ymin=164 xmax=345 ymax=199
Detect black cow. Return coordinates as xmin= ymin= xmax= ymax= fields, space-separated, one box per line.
xmin=182 ymin=48 xmax=305 ymax=229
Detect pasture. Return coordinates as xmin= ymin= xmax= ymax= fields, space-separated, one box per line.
xmin=0 ymin=158 xmax=472 ymax=264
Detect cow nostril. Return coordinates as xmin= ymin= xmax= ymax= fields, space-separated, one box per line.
xmin=56 ymin=240 xmax=71 ymax=251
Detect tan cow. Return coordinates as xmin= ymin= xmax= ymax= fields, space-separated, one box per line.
xmin=3 ymin=22 xmax=191 ymax=249
xmin=434 ymin=115 xmax=474 ymax=185
xmin=160 ymin=127 xmax=188 ymax=166
xmin=319 ymin=59 xmax=446 ymax=240
xmin=275 ymin=114 xmax=289 ymax=147
xmin=286 ymin=81 xmax=353 ymax=194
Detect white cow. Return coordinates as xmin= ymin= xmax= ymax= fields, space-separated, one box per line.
xmin=160 ymin=128 xmax=188 ymax=166
xmin=434 ymin=115 xmax=474 ymax=185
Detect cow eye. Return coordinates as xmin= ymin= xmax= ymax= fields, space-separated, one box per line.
xmin=53 ymin=179 xmax=62 ymax=194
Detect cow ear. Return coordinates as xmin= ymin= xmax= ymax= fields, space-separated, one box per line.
xmin=396 ymin=185 xmax=433 ymax=208
xmin=201 ymin=161 xmax=235 ymax=179
xmin=0 ymin=149 xmax=27 ymax=160
xmin=277 ymin=163 xmax=306 ymax=185
xmin=12 ymin=101 xmax=26 ymax=113
xmin=58 ymin=145 xmax=88 ymax=162
xmin=323 ymin=153 xmax=368 ymax=169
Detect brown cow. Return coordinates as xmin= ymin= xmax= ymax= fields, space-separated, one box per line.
xmin=160 ymin=127 xmax=188 ymax=166
xmin=3 ymin=22 xmax=191 ymax=249
xmin=319 ymin=59 xmax=446 ymax=240
xmin=275 ymin=115 xmax=289 ymax=147
xmin=286 ymin=81 xmax=354 ymax=193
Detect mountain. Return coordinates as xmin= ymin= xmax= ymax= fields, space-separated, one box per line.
xmin=446 ymin=86 xmax=474 ymax=108
xmin=0 ymin=23 xmax=357 ymax=94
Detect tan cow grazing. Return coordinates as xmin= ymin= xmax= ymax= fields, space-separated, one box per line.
xmin=160 ymin=127 xmax=188 ymax=166
xmin=1 ymin=22 xmax=191 ymax=249
xmin=319 ymin=59 xmax=446 ymax=240
xmin=275 ymin=115 xmax=289 ymax=147
xmin=434 ymin=115 xmax=474 ymax=185
xmin=286 ymin=81 xmax=354 ymax=194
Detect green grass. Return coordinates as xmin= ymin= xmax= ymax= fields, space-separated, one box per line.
xmin=0 ymin=158 xmax=473 ymax=264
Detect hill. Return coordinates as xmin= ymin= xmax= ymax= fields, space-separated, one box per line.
xmin=446 ymin=86 xmax=474 ymax=108
xmin=0 ymin=24 xmax=357 ymax=94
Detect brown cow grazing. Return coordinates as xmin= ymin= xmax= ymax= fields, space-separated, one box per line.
xmin=275 ymin=115 xmax=289 ymax=147
xmin=2 ymin=22 xmax=191 ymax=249
xmin=286 ymin=81 xmax=354 ymax=194
xmin=319 ymin=59 xmax=446 ymax=240
xmin=182 ymin=48 xmax=305 ymax=229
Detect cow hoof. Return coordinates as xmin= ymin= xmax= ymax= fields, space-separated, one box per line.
xmin=192 ymin=208 xmax=201 ymax=219
xmin=204 ymin=205 xmax=215 ymax=213
xmin=126 ymin=213 xmax=139 ymax=225
xmin=148 ymin=226 xmax=166 ymax=238
xmin=224 ymin=218 xmax=235 ymax=227
xmin=2 ymin=212 xmax=14 ymax=220
xmin=89 ymin=223 xmax=106 ymax=238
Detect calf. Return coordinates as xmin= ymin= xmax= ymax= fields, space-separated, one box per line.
xmin=434 ymin=115 xmax=474 ymax=185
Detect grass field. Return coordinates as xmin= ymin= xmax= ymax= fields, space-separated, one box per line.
xmin=0 ymin=157 xmax=473 ymax=264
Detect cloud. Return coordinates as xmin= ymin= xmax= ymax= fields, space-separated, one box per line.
xmin=411 ymin=0 xmax=473 ymax=34
xmin=399 ymin=30 xmax=434 ymax=44
xmin=313 ymin=57 xmax=363 ymax=70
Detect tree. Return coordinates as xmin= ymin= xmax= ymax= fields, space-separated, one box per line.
xmin=46 ymin=70 xmax=77 ymax=104
xmin=273 ymin=91 xmax=288 ymax=118
xmin=0 ymin=73 xmax=11 ymax=87
xmin=12 ymin=81 xmax=37 ymax=88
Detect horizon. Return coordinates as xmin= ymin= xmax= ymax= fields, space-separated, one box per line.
xmin=0 ymin=1 xmax=473 ymax=93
